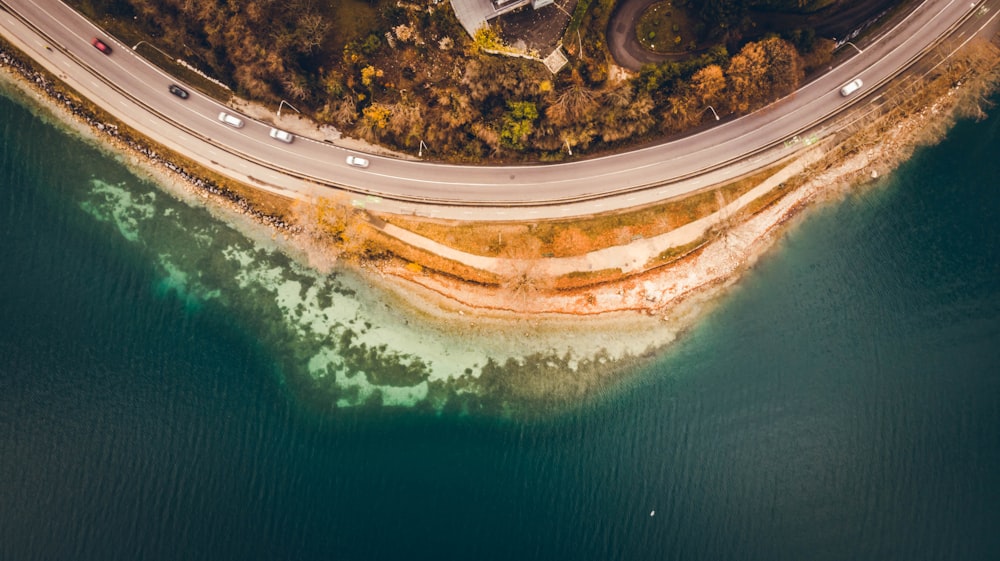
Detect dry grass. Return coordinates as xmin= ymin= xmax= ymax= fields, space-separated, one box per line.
xmin=364 ymin=229 xmax=503 ymax=287
xmin=383 ymin=164 xmax=784 ymax=259
xmin=9 ymin=27 xmax=1000 ymax=305
xmin=836 ymin=39 xmax=1000 ymax=159
xmin=552 ymin=268 xmax=625 ymax=290
xmin=730 ymin=175 xmax=803 ymax=222
xmin=648 ymin=237 xmax=711 ymax=266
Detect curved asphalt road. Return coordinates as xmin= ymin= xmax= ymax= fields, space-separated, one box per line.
xmin=605 ymin=0 xmax=912 ymax=72
xmin=0 ymin=0 xmax=991 ymax=221
xmin=606 ymin=0 xmax=673 ymax=71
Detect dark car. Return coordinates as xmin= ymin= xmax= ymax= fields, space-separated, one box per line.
xmin=168 ymin=84 xmax=189 ymax=99
xmin=91 ymin=38 xmax=111 ymax=55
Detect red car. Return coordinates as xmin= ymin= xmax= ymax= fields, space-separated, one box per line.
xmin=91 ymin=38 xmax=112 ymax=54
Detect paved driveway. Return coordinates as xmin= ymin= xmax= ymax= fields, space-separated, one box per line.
xmin=608 ymin=0 xmax=910 ymax=71
xmin=607 ymin=0 xmax=691 ymax=71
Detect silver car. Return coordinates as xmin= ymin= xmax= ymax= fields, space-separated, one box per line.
xmin=346 ymin=155 xmax=369 ymax=168
xmin=218 ymin=112 xmax=244 ymax=128
xmin=269 ymin=128 xmax=294 ymax=143
xmin=840 ymin=78 xmax=863 ymax=97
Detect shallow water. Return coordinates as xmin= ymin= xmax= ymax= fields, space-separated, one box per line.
xmin=0 ymin=79 xmax=676 ymax=414
xmin=1 ymin=84 xmax=999 ymax=560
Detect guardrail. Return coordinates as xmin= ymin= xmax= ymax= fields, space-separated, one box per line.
xmin=0 ymin=0 xmax=989 ymax=211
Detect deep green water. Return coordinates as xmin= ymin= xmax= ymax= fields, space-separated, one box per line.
xmin=2 ymin=83 xmax=999 ymax=560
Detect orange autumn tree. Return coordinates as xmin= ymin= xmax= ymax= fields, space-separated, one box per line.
xmin=726 ymin=37 xmax=804 ymax=113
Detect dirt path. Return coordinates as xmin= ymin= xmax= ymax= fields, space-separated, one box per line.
xmin=368 ymin=146 xmax=826 ymax=279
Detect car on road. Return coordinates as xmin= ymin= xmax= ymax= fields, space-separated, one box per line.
xmin=217 ymin=112 xmax=244 ymax=128
xmin=91 ymin=38 xmax=111 ymax=55
xmin=346 ymin=155 xmax=369 ymax=168
xmin=840 ymin=78 xmax=863 ymax=96
xmin=269 ymin=128 xmax=294 ymax=143
xmin=168 ymin=84 xmax=189 ymax=99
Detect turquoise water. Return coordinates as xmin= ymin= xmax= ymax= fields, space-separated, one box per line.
xmin=2 ymin=82 xmax=999 ymax=560
xmin=1 ymin=80 xmax=672 ymax=414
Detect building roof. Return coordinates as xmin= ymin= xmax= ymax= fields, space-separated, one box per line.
xmin=450 ymin=0 xmax=531 ymax=36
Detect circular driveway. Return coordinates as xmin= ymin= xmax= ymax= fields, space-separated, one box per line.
xmin=607 ymin=0 xmax=688 ymax=71
xmin=0 ymin=0 xmax=990 ymax=221
xmin=609 ymin=0 xmax=912 ymax=71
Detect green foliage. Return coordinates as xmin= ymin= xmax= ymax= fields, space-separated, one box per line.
xmin=637 ymin=45 xmax=727 ymax=95
xmin=383 ymin=4 xmax=407 ymax=26
xmin=568 ymin=0 xmax=617 ymax=82
xmin=361 ymin=33 xmax=382 ymax=55
xmin=698 ymin=0 xmax=748 ymax=33
xmin=783 ymin=27 xmax=817 ymax=52
xmin=639 ymin=61 xmax=681 ymax=93
xmin=565 ymin=0 xmax=595 ymax=36
xmin=473 ymin=26 xmax=505 ymax=51
xmin=324 ymin=71 xmax=346 ymax=98
xmin=69 ymin=0 xmax=839 ymax=162
xmin=501 ymin=101 xmax=538 ymax=150
xmin=83 ymin=0 xmax=134 ymax=18
xmin=635 ymin=1 xmax=701 ymax=54
xmin=682 ymin=46 xmax=728 ymax=76
xmin=752 ymin=0 xmax=837 ymax=13
xmin=506 ymin=101 xmax=538 ymax=125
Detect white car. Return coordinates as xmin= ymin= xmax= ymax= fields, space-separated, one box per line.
xmin=840 ymin=78 xmax=863 ymax=97
xmin=346 ymin=155 xmax=369 ymax=168
xmin=269 ymin=128 xmax=294 ymax=143
xmin=217 ymin=112 xmax=244 ymax=128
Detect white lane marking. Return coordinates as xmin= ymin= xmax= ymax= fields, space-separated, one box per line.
xmin=7 ymin=0 xmax=975 ymax=203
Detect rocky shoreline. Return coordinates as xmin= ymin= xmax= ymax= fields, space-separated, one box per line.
xmin=4 ymin=31 xmax=1000 ymax=412
xmin=0 ymin=43 xmax=295 ymax=233
xmin=369 ymin=96 xmax=998 ymax=327
xmin=2 ymin=35 xmax=999 ymax=332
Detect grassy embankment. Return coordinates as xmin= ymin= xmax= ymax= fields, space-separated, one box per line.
xmin=365 ymin=37 xmax=1000 ymax=295
xmin=6 ymin=7 xmax=999 ymax=305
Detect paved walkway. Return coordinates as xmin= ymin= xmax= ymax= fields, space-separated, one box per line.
xmin=371 ymin=146 xmax=824 ymax=277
